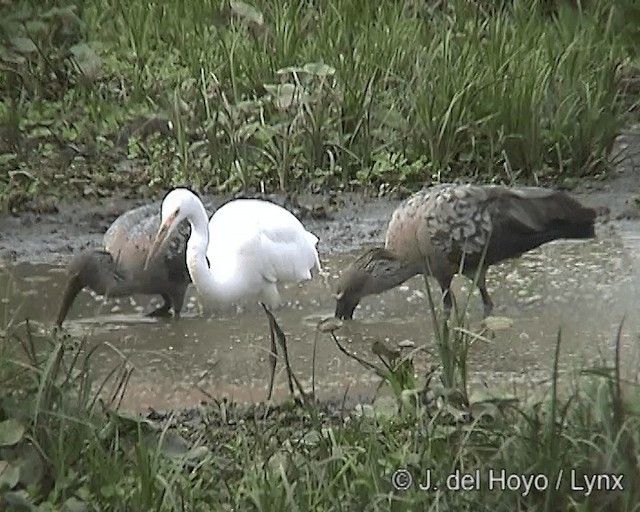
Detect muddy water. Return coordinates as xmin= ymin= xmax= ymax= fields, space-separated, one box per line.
xmin=1 ymin=223 xmax=639 ymax=412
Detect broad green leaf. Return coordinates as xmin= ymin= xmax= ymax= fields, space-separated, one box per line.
xmin=303 ymin=62 xmax=336 ymax=76
xmin=157 ymin=431 xmax=190 ymax=459
xmin=316 ymin=317 xmax=342 ymax=333
xmin=15 ymin=444 xmax=45 ymax=487
xmin=10 ymin=37 xmax=37 ymax=54
xmin=2 ymin=489 xmax=36 ymax=510
xmin=267 ymin=450 xmax=289 ymax=474
xmin=24 ymin=20 xmax=48 ymax=35
xmin=182 ymin=446 xmax=210 ymax=463
xmin=481 ymin=316 xmax=513 ymax=331
xmin=42 ymin=5 xmax=82 ymax=26
xmin=374 ymin=107 xmax=407 ymax=130
xmin=0 ymin=419 xmax=25 ymax=447
xmin=63 ymin=497 xmax=89 ymax=512
xmin=276 ymin=65 xmax=304 ymax=75
xmin=8 ymin=170 xmax=36 ymax=181
xmin=105 ymin=407 xmax=157 ymax=434
xmin=235 ymin=99 xmax=262 ymax=112
xmin=230 ymin=1 xmax=264 ymax=26
xmin=1 ymin=47 xmax=26 ymax=64
xmin=277 ymin=63 xmax=335 ymax=76
xmin=301 ymin=430 xmax=321 ymax=447
xmin=263 ymin=83 xmax=308 ymax=109
xmin=0 ymin=460 xmax=20 ymax=489
xmin=236 ymin=121 xmax=261 ymax=141
xmin=69 ymin=43 xmax=101 ymax=78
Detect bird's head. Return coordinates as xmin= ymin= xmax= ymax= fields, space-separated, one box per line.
xmin=144 ymin=188 xmax=198 ymax=270
xmin=333 ymin=248 xmax=385 ymax=320
xmin=333 ymin=276 xmax=363 ymax=320
xmin=334 ymin=247 xmax=418 ymax=320
xmin=56 ymin=250 xmax=117 ymax=327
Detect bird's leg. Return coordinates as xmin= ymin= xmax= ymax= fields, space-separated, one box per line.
xmin=267 ymin=334 xmax=278 ymax=401
xmin=442 ymin=287 xmax=453 ymax=314
xmin=262 ymin=284 xmax=283 ymax=310
xmin=316 ymin=264 xmax=330 ymax=289
xmin=438 ymin=276 xmax=454 ymax=319
xmin=477 ymin=271 xmax=494 ymax=318
xmin=146 ymin=294 xmax=173 ymax=318
xmin=261 ymin=301 xmax=282 ymax=401
xmin=266 ymin=308 xmax=278 ymax=401
xmin=276 ymin=324 xmax=296 ymax=397
xmin=261 ymin=302 xmax=303 ymax=402
xmin=169 ymin=285 xmax=189 ymax=319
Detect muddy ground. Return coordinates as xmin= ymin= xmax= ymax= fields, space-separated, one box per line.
xmin=1 ymin=132 xmax=640 ymax=415
xmin=1 ymin=132 xmax=640 ymax=267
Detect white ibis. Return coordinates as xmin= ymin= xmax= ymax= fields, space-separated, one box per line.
xmin=334 ymin=183 xmax=597 ymax=319
xmin=55 ymin=200 xmax=210 ymax=326
xmin=145 ymin=187 xmax=322 ymax=399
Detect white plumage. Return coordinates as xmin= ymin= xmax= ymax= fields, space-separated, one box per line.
xmin=146 ymin=188 xmax=321 ymax=309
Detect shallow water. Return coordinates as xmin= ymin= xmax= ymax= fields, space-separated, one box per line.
xmin=1 ymin=225 xmax=639 ymax=412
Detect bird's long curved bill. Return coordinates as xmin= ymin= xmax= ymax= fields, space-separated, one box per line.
xmin=56 ymin=273 xmax=84 ymax=327
xmin=144 ymin=214 xmax=175 ymax=270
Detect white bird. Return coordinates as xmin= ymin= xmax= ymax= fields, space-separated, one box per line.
xmin=145 ymin=188 xmax=322 ymax=309
xmin=144 ymin=188 xmax=322 ymax=400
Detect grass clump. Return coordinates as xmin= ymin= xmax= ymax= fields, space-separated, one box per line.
xmin=0 ymin=0 xmax=638 ymax=211
xmin=1 ymin=301 xmax=639 ymax=510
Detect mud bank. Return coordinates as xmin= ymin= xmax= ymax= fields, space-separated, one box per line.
xmin=1 ymin=134 xmax=640 ymax=412
xmin=1 ymin=131 xmax=640 ymax=266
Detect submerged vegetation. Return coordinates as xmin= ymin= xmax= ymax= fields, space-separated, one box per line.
xmin=1 ymin=0 xmax=639 ymax=211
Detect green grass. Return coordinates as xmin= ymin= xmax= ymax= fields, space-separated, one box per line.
xmin=1 ymin=2 xmax=639 ymax=506
xmin=1 ymin=297 xmax=639 ymax=510
xmin=1 ymin=0 xmax=639 ymax=211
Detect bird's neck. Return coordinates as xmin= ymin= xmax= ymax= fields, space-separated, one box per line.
xmin=185 ymin=206 xmax=248 ymax=305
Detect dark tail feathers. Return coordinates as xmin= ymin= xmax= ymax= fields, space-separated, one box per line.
xmin=541 ymin=192 xmax=597 ymax=240
xmin=486 ymin=189 xmax=597 ymax=264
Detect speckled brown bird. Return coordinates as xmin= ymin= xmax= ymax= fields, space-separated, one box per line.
xmin=55 ymin=199 xmax=210 ymax=326
xmin=334 ymin=183 xmax=597 ymax=320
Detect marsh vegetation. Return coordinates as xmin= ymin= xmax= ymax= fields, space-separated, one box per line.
xmin=1 ymin=0 xmax=639 ymax=509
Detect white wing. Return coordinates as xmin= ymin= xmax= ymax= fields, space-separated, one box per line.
xmin=205 ymin=199 xmax=320 ymax=286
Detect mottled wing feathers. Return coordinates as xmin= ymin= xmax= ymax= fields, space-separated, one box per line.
xmin=103 ymin=200 xmax=193 ymax=283
xmin=104 ymin=202 xmax=160 ymax=252
xmin=388 ymin=183 xmax=596 ymax=269
xmin=104 ymin=201 xmax=188 ymax=258
xmin=388 ymin=184 xmax=495 ymax=264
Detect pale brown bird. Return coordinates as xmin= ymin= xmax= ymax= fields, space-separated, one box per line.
xmin=55 ymin=199 xmax=211 ymax=326
xmin=334 ymin=183 xmax=597 ymax=320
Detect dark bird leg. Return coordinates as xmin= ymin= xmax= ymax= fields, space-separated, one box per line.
xmin=462 ymin=266 xmax=494 ymax=317
xmin=148 ymin=284 xmax=188 ymax=319
xmin=146 ymin=294 xmax=173 ymax=318
xmin=437 ymin=275 xmax=454 ymax=317
xmin=476 ymin=270 xmax=494 ymax=317
xmin=442 ymin=287 xmax=453 ymax=313
xmin=266 ymin=316 xmax=278 ymax=402
xmin=260 ymin=302 xmax=304 ymax=402
xmin=169 ymin=284 xmax=189 ymax=319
